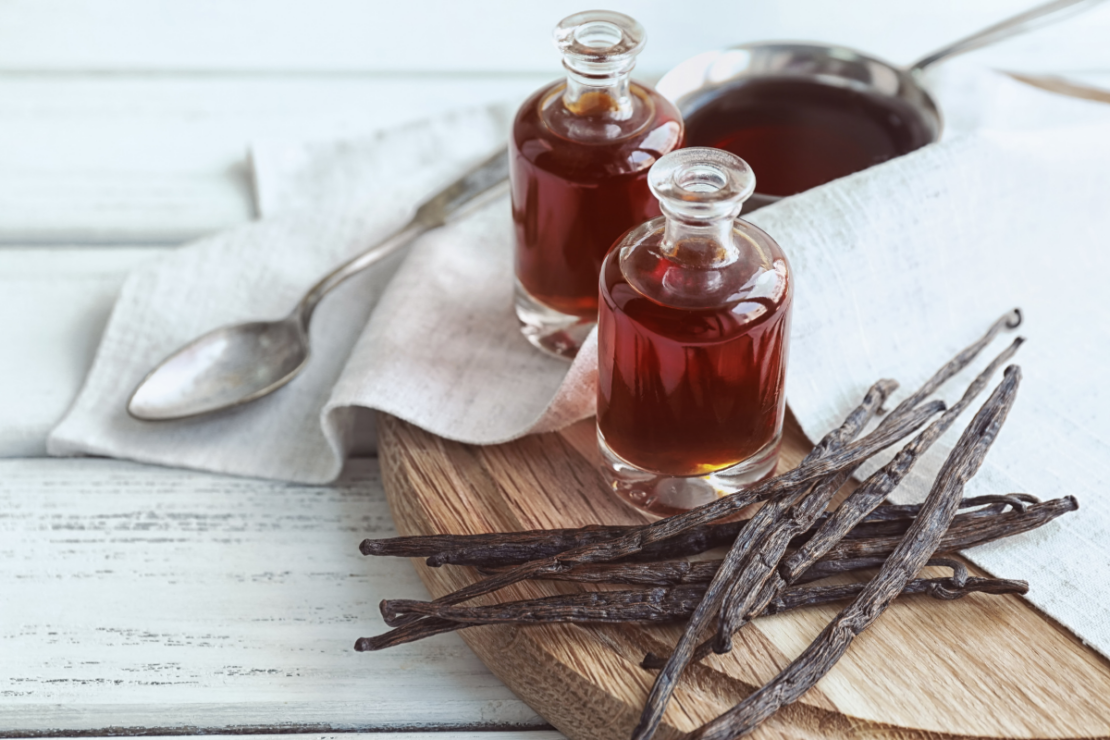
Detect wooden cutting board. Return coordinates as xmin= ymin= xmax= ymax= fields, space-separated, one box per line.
xmin=376 ymin=412 xmax=1110 ymax=740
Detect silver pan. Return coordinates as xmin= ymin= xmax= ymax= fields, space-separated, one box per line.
xmin=656 ymin=0 xmax=1106 ymax=209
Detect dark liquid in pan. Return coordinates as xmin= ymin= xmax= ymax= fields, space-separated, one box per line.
xmin=683 ymin=77 xmax=936 ymax=197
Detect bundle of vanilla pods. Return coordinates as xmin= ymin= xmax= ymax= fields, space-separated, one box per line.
xmin=356 ymin=309 xmax=1078 ymax=740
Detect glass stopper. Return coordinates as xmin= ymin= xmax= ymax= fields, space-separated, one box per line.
xmin=553 ymin=11 xmax=645 ymax=78
xmin=648 ymin=147 xmax=757 ymax=222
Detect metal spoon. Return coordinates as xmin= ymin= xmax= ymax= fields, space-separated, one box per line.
xmin=127 ymin=148 xmax=509 ymax=421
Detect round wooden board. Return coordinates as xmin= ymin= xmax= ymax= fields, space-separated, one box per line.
xmin=376 ymin=412 xmax=1110 ymax=740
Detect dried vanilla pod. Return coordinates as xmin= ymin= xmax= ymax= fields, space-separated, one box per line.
xmin=356 ymin=566 xmax=1026 ymax=652
xmin=361 ymin=493 xmax=1038 ymax=573
xmin=822 ymin=495 xmax=1076 ymax=561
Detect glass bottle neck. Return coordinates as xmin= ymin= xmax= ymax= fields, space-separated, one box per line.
xmin=562 ymin=69 xmax=634 ymax=120
xmin=662 ymin=214 xmax=738 ymax=266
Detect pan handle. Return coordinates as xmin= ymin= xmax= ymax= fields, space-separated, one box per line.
xmin=909 ymin=0 xmax=1107 ymax=75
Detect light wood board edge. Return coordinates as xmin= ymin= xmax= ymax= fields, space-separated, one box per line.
xmin=376 ymin=413 xmax=1110 ymax=740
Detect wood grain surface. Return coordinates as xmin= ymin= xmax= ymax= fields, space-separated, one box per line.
xmin=0 ymin=458 xmax=546 ymax=735
xmin=377 ymin=412 xmax=1110 ymax=740
xmin=3 ymin=4 xmax=1108 ymax=739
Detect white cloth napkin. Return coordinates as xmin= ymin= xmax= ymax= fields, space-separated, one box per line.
xmin=50 ymin=62 xmax=1110 ymax=656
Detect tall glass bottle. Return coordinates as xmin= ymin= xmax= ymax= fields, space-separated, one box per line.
xmin=511 ymin=11 xmax=684 ymax=358
xmin=596 ymin=148 xmax=792 ymax=516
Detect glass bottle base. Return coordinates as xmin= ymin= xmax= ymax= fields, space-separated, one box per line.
xmin=514 ymin=279 xmax=595 ymax=360
xmin=598 ymin=429 xmax=782 ymax=517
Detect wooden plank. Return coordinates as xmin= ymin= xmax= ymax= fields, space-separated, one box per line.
xmin=30 ymin=736 xmax=564 ymax=740
xmin=0 ymin=458 xmax=545 ymax=734
xmin=0 ymin=75 xmax=545 ymax=244
xmin=29 ymin=735 xmax=564 ymax=740
xmin=0 ymin=0 xmax=1106 ymax=76
xmin=0 ymin=247 xmax=159 ymax=457
xmin=377 ymin=413 xmax=1110 ymax=740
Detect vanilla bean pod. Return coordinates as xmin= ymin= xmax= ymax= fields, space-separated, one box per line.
xmin=432 ymin=521 xmax=749 ymax=568
xmin=691 ymin=366 xmax=1021 ymax=740
xmin=769 ymin=574 xmax=1027 ymax=606
xmin=822 ymin=495 xmax=1076 ymax=561
xmin=629 ymin=314 xmax=1018 ymax=740
xmin=381 ymin=381 xmax=932 ymax=627
xmin=857 ymin=310 xmax=1020 ymax=423
xmin=844 ymin=494 xmax=1037 ymax=540
xmin=481 ymin=559 xmax=721 ymax=587
xmin=360 ymin=524 xmax=632 ymax=564
xmin=637 ymin=557 xmax=965 ymax=670
xmin=485 ymin=552 xmax=971 ymax=590
xmin=856 ymin=493 xmax=1035 ymax=523
xmin=355 ymin=616 xmax=463 ymax=651
xmin=387 ymin=563 xmax=987 ymax=626
xmin=356 ymin=570 xmax=1026 ymax=652
xmin=712 ymin=335 xmax=1024 ymax=656
xmin=362 ymin=493 xmax=1035 ymax=572
xmin=389 ymin=585 xmax=710 ymax=625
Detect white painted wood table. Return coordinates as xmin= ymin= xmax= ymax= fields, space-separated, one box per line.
xmin=2 ymin=2 xmax=1108 ymax=738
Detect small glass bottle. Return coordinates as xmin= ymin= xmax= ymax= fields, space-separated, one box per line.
xmin=511 ymin=11 xmax=684 ymax=359
xmin=596 ymin=148 xmax=793 ymax=516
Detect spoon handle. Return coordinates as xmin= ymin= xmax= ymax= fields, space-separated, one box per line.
xmin=909 ymin=0 xmax=1107 ymax=74
xmin=297 ymin=146 xmax=510 ymax=324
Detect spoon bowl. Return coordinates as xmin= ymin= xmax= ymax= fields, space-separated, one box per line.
xmin=127 ymin=318 xmax=309 ymax=420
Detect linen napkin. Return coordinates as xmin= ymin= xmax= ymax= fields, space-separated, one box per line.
xmin=50 ymin=62 xmax=1110 ymax=656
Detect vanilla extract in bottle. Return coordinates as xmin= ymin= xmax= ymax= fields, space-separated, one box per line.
xmin=597 ymin=148 xmax=792 ymax=516
xmin=512 ymin=11 xmax=683 ymax=358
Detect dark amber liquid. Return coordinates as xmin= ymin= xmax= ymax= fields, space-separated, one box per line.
xmin=511 ymin=84 xmax=683 ymax=317
xmin=683 ymin=77 xmax=935 ymax=197
xmin=597 ymin=251 xmax=791 ymax=476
